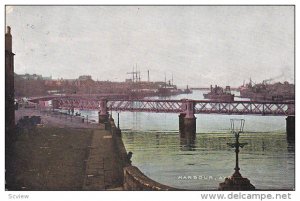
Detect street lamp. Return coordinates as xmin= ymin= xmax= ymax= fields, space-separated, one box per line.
xmin=218 ymin=119 xmax=255 ymax=190
xmin=227 ymin=119 xmax=248 ymax=178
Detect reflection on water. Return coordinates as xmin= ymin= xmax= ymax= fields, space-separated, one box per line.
xmin=180 ymin=137 xmax=196 ymax=151
xmin=122 ymin=131 xmax=294 ymax=190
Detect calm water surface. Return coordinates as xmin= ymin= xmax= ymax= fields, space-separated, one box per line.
xmin=78 ymin=90 xmax=295 ymax=190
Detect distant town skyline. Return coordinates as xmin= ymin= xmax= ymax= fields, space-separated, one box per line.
xmin=6 ymin=6 xmax=294 ymax=87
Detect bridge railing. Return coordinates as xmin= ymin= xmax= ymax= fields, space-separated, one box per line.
xmin=193 ymin=101 xmax=294 ymax=116
xmin=107 ymin=100 xmax=183 ymax=113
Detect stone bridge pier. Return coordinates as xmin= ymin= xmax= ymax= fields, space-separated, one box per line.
xmin=98 ymin=99 xmax=109 ymax=124
xmin=179 ymin=100 xmax=196 ymax=140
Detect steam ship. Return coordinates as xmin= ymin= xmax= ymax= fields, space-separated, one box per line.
xmin=239 ymin=79 xmax=295 ymax=101
xmin=203 ymin=85 xmax=234 ymax=101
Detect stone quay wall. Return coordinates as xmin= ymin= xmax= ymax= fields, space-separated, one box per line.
xmin=123 ymin=166 xmax=177 ymax=191
xmin=108 ymin=117 xmax=177 ymax=191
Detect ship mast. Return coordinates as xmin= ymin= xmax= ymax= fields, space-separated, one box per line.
xmin=164 ymin=72 xmax=167 ymax=88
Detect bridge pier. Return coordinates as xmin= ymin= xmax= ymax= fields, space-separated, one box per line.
xmin=179 ymin=100 xmax=196 ymax=140
xmin=179 ymin=113 xmax=186 ymax=138
xmin=98 ymin=99 xmax=108 ymax=124
xmin=286 ymin=116 xmax=295 ymax=141
xmin=184 ymin=116 xmax=196 ymax=140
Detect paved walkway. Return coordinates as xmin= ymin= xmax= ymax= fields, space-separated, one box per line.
xmin=83 ymin=130 xmax=123 ymax=190
xmin=11 ymin=108 xmax=125 ymax=190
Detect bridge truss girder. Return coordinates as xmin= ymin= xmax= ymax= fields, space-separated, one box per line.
xmin=53 ymin=98 xmax=295 ymax=116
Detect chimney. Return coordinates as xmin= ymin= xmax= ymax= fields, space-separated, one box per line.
xmin=5 ymin=26 xmax=12 ymax=52
xmin=147 ymin=70 xmax=149 ymax=82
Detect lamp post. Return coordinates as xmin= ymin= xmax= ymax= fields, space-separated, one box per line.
xmin=117 ymin=112 xmax=120 ymax=129
xmin=227 ymin=119 xmax=247 ymax=178
xmin=218 ymin=119 xmax=255 ymax=190
xmin=115 ymin=111 xmax=121 ymax=136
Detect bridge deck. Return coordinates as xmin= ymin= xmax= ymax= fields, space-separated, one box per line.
xmin=31 ymin=96 xmax=295 ymax=116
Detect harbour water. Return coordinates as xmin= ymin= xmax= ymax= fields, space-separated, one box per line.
xmin=77 ymin=90 xmax=295 ymax=190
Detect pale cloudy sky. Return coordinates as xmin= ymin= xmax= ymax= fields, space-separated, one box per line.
xmin=6 ymin=6 xmax=294 ymax=87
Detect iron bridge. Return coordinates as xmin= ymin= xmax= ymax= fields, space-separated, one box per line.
xmin=48 ymin=98 xmax=295 ymax=116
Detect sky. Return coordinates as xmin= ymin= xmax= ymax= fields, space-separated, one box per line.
xmin=5 ymin=6 xmax=294 ymax=87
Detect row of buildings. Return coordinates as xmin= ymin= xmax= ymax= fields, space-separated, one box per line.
xmin=14 ymin=72 xmax=186 ymax=98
